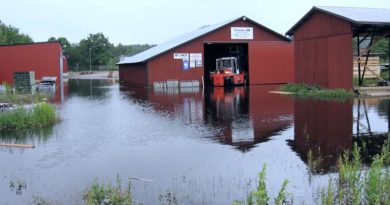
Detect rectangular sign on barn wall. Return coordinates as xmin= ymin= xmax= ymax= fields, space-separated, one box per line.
xmin=190 ymin=53 xmax=202 ymax=68
xmin=231 ymin=27 xmax=253 ymax=39
xmin=173 ymin=53 xmax=189 ymax=60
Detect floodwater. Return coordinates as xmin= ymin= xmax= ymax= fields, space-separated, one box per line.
xmin=0 ymin=79 xmax=389 ymax=204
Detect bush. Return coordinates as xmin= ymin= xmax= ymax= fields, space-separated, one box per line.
xmin=0 ymin=103 xmax=57 ymax=132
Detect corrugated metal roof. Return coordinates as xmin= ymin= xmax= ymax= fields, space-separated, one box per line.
xmin=318 ymin=6 xmax=390 ymax=24
xmin=286 ymin=6 xmax=390 ymax=35
xmin=118 ymin=16 xmax=289 ymax=65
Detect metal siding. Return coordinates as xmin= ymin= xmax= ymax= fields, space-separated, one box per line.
xmin=294 ymin=11 xmax=352 ymax=41
xmin=0 ymin=42 xmax=61 ymax=85
xmin=328 ymin=34 xmax=353 ymax=90
xmin=295 ymin=37 xmax=329 ymax=86
xmin=148 ymin=20 xmax=289 ymax=85
xmin=248 ymin=41 xmax=294 ymax=84
xmin=63 ymin=57 xmax=69 ymax=73
xmin=293 ymin=11 xmax=353 ymax=90
xmin=119 ymin=63 xmax=147 ymax=85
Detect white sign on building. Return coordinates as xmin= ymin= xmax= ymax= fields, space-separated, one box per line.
xmin=190 ymin=53 xmax=202 ymax=68
xmin=173 ymin=53 xmax=189 ymax=60
xmin=231 ymin=27 xmax=253 ymax=40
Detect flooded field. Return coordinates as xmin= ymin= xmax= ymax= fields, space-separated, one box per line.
xmin=1 ymin=79 xmax=389 ymax=204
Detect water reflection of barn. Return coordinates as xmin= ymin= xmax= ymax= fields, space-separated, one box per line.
xmin=204 ymin=86 xmax=293 ymax=152
xmin=289 ymin=99 xmax=390 ymax=174
xmin=120 ymin=84 xmax=294 ymax=152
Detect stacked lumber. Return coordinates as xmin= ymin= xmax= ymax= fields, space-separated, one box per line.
xmin=13 ymin=71 xmax=36 ymax=94
xmin=353 ymin=56 xmax=380 ymax=79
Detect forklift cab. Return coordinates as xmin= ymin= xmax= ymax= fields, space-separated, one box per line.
xmin=216 ymin=57 xmax=239 ymax=74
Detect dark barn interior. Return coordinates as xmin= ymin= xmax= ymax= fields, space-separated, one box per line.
xmin=203 ymin=43 xmax=248 ymax=86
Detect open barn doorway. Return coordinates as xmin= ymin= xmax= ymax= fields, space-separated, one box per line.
xmin=204 ymin=43 xmax=248 ymax=86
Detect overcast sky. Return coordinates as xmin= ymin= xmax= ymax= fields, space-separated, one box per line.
xmin=1 ymin=0 xmax=389 ymax=45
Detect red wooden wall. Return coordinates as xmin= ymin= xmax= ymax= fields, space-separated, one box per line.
xmin=293 ymin=11 xmax=353 ymax=90
xmin=0 ymin=42 xmax=63 ymax=85
xmin=248 ymin=41 xmax=294 ymax=84
xmin=138 ymin=19 xmax=292 ymax=86
xmin=119 ymin=63 xmax=147 ymax=85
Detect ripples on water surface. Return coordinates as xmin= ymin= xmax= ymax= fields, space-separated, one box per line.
xmin=0 ymin=79 xmax=389 ymax=204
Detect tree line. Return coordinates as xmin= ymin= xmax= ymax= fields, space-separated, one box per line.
xmin=1 ymin=20 xmax=388 ymax=70
xmin=0 ymin=21 xmax=155 ymax=71
xmin=48 ymin=34 xmax=154 ymax=71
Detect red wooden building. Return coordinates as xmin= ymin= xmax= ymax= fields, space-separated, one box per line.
xmin=118 ymin=16 xmax=294 ymax=86
xmin=0 ymin=41 xmax=67 ymax=86
xmin=286 ymin=6 xmax=390 ymax=90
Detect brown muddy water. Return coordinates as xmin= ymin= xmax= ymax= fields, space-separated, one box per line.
xmin=0 ymin=79 xmax=389 ymax=204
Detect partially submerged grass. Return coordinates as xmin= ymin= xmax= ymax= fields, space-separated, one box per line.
xmin=0 ymin=82 xmax=52 ymax=104
xmin=234 ymin=164 xmax=291 ymax=205
xmin=84 ymin=175 xmax=133 ymax=205
xmin=0 ymin=88 xmax=50 ymax=105
xmin=234 ymin=135 xmax=390 ymax=205
xmin=0 ymin=103 xmax=58 ymax=132
xmin=318 ymin=137 xmax=390 ymax=205
xmin=280 ymin=83 xmax=354 ymax=100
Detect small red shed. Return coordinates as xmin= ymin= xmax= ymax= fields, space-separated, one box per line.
xmin=286 ymin=6 xmax=390 ymax=90
xmin=118 ymin=16 xmax=294 ymax=87
xmin=0 ymin=41 xmax=67 ymax=86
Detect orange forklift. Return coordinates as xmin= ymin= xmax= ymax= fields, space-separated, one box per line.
xmin=210 ymin=57 xmax=247 ymax=87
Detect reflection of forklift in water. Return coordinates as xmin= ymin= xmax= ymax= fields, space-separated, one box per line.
xmin=207 ymin=86 xmax=254 ymax=151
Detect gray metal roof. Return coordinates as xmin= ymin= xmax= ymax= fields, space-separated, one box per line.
xmin=118 ymin=16 xmax=289 ymax=65
xmin=286 ymin=6 xmax=390 ymax=35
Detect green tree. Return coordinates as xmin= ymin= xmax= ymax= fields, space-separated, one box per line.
xmin=111 ymin=43 xmax=155 ymax=57
xmin=372 ymin=38 xmax=389 ymax=62
xmin=78 ymin=33 xmax=114 ymax=67
xmin=0 ymin=20 xmax=33 ymax=45
xmin=48 ymin=36 xmax=72 ymax=60
xmin=48 ymin=36 xmax=71 ymax=49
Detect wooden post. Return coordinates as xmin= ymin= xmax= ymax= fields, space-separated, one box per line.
xmin=357 ymin=34 xmax=361 ymax=86
xmin=0 ymin=144 xmax=35 ymax=148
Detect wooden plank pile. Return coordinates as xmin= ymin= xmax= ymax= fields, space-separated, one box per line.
xmin=13 ymin=71 xmax=36 ymax=94
xmin=353 ymin=56 xmax=381 ymax=79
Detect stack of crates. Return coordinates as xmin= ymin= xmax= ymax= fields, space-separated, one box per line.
xmin=13 ymin=71 xmax=36 ymax=94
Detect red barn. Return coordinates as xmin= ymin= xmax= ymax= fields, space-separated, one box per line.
xmin=118 ymin=16 xmax=294 ymax=86
xmin=0 ymin=41 xmax=67 ymax=86
xmin=286 ymin=6 xmax=390 ymax=90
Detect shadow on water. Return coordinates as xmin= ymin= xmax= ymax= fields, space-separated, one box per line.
xmin=120 ymin=82 xmax=294 ymax=152
xmin=288 ymin=98 xmax=390 ymax=174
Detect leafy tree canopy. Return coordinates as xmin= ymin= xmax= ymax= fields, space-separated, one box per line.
xmin=0 ymin=20 xmax=33 ymax=45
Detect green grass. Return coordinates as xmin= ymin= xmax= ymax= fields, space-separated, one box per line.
xmin=318 ymin=137 xmax=390 ymax=205
xmin=234 ymin=135 xmax=390 ymax=205
xmin=0 ymin=92 xmax=50 ymax=105
xmin=0 ymin=103 xmax=58 ymax=132
xmin=0 ymin=82 xmax=51 ymax=105
xmin=84 ymin=175 xmax=133 ymax=205
xmin=234 ymin=164 xmax=291 ymax=205
xmin=280 ymin=83 xmax=354 ymax=100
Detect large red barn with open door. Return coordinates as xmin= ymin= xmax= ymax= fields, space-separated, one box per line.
xmin=118 ymin=16 xmax=294 ymax=87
